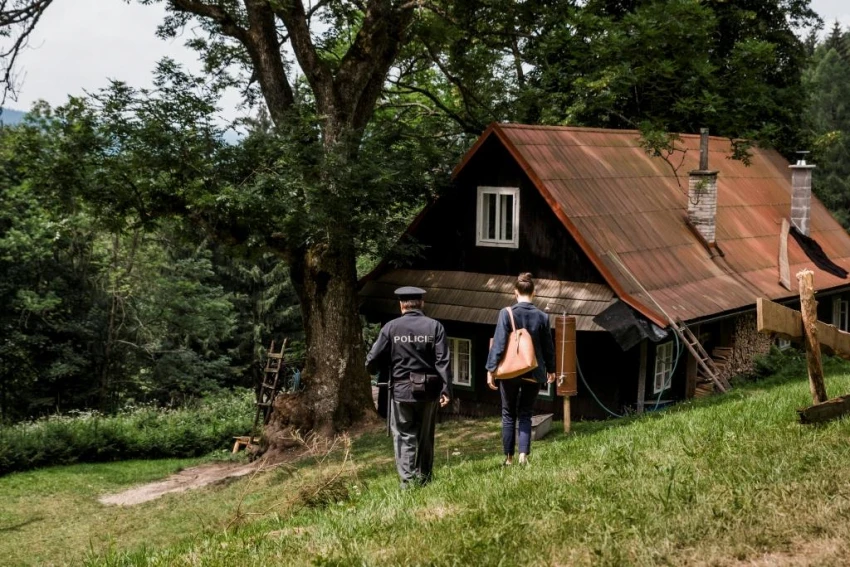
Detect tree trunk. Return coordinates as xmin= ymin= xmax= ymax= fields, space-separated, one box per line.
xmin=263 ymin=234 xmax=377 ymax=452
xmin=798 ymin=269 xmax=828 ymax=404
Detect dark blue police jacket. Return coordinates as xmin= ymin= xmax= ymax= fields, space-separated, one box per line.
xmin=485 ymin=302 xmax=556 ymax=384
xmin=365 ymin=310 xmax=452 ymax=402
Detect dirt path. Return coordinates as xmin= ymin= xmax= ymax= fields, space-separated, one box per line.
xmin=99 ymin=461 xmax=260 ymax=506
xmin=736 ymin=538 xmax=847 ymax=567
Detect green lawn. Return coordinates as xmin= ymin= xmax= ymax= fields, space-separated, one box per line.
xmin=5 ymin=357 xmax=850 ymax=566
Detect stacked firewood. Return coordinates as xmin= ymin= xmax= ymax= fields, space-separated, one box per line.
xmin=727 ymin=313 xmax=773 ymax=378
xmin=694 ymin=314 xmax=771 ymax=397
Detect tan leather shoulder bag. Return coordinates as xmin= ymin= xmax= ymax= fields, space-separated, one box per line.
xmin=492 ymin=307 xmax=539 ymax=379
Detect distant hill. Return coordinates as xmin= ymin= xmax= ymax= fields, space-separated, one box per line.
xmin=0 ymin=108 xmax=26 ymax=126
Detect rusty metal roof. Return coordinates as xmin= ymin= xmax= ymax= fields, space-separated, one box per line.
xmin=455 ymin=123 xmax=850 ymax=324
xmin=359 ymin=269 xmax=616 ymax=331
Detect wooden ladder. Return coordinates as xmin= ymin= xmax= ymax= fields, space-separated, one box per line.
xmin=252 ymin=338 xmax=288 ymax=436
xmin=606 ymin=250 xmax=732 ymax=395
xmin=673 ymin=321 xmax=730 ymax=393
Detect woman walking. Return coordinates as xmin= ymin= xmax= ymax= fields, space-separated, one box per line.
xmin=486 ymin=273 xmax=556 ymax=465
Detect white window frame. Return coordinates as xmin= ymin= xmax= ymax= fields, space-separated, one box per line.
xmin=833 ymin=297 xmax=850 ymax=332
xmin=539 ymin=380 xmax=555 ymax=400
xmin=476 ymin=186 xmax=520 ymax=248
xmin=449 ymin=337 xmax=472 ymax=388
xmin=653 ymin=342 xmax=674 ymax=394
xmin=775 ymin=337 xmax=791 ymax=351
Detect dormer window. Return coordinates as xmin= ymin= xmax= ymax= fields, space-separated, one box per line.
xmin=476 ymin=186 xmax=520 ymax=248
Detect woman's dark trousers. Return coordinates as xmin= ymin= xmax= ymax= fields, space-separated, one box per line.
xmin=499 ymin=377 xmax=539 ymax=456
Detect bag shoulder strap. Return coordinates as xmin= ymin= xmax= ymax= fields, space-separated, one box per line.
xmin=505 ymin=306 xmax=518 ymax=333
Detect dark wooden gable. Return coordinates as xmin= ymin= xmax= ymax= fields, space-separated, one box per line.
xmin=406 ymin=136 xmax=605 ymax=284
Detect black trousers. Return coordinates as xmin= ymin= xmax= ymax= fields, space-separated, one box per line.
xmin=389 ymin=399 xmax=438 ymax=485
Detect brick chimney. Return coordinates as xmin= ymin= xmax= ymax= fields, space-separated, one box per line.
xmin=688 ymin=128 xmax=719 ymax=244
xmin=790 ymin=152 xmax=816 ymax=236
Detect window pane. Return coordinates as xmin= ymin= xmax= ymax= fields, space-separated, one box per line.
xmin=450 ymin=338 xmax=471 ymax=386
xmin=501 ymin=194 xmax=514 ymax=241
xmin=480 ymin=194 xmax=489 ymax=240
xmin=486 ymin=194 xmax=497 ymax=239
xmin=655 ymin=342 xmax=673 ymax=392
xmin=458 ymin=354 xmax=469 ymax=384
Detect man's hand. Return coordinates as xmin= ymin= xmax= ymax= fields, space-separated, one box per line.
xmin=547 ymin=372 xmax=557 ymax=384
xmin=439 ymin=394 xmax=450 ymax=408
xmin=487 ymin=371 xmax=498 ymax=391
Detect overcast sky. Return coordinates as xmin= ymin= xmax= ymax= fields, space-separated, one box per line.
xmin=4 ymin=0 xmax=850 ymax=119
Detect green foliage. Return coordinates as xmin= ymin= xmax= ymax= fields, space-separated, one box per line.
xmin=0 ymin=389 xmax=253 ymax=476
xmin=748 ymin=345 xmax=807 ymax=381
xmin=0 ymin=85 xmax=310 ymax=420
xmin=520 ymin=0 xmax=818 ymax=153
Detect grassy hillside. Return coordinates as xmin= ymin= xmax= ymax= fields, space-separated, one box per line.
xmin=3 ymin=351 xmax=850 ymax=566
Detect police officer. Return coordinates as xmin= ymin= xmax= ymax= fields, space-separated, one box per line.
xmin=366 ymin=286 xmax=451 ymax=488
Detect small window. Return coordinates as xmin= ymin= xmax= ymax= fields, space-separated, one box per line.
xmin=775 ymin=337 xmax=791 ymax=351
xmin=449 ymin=337 xmax=472 ymax=387
xmin=833 ymin=297 xmax=849 ymax=332
xmin=476 ymin=186 xmax=519 ymax=248
xmin=653 ymin=342 xmax=674 ymax=394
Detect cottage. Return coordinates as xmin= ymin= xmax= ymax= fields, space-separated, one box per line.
xmin=360 ymin=124 xmax=850 ymax=420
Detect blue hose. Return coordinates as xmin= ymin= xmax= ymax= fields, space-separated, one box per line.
xmin=576 ymin=326 xmax=685 ymax=418
xmin=576 ymin=355 xmax=624 ymax=418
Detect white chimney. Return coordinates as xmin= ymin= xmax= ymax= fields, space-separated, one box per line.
xmin=790 ymin=152 xmax=815 ymax=236
xmin=688 ymin=128 xmax=719 ymax=244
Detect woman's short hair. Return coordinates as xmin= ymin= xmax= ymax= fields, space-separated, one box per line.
xmin=515 ymin=272 xmax=535 ymax=295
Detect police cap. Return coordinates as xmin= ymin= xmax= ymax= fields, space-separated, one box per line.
xmin=394 ymin=286 xmax=426 ymax=300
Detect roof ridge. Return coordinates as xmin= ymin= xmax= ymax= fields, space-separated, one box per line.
xmin=496 ymin=122 xmax=738 ymax=143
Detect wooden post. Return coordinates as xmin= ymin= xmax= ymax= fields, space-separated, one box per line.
xmin=797 ymin=270 xmax=828 ymax=404
xmin=636 ymin=340 xmax=647 ymax=414
xmin=686 ymin=351 xmax=698 ymax=399
xmin=685 ymin=325 xmax=699 ymax=399
xmin=778 ymin=219 xmax=791 ymax=290
xmin=554 ymin=315 xmax=577 ymax=433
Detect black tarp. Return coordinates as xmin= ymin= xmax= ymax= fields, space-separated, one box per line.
xmin=592 ymin=300 xmax=669 ymax=351
xmin=789 ymin=226 xmax=849 ymax=279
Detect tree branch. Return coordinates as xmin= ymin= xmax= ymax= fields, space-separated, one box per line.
xmin=422 ymin=39 xmax=494 ymax=121
xmin=390 ymin=80 xmax=483 ymax=134
xmin=338 ymin=1 xmax=417 ymax=132
xmin=170 ymin=0 xmax=250 ymax=43
xmin=269 ymin=0 xmax=334 ymax=110
xmin=168 ymin=1 xmax=298 ymax=125
xmin=0 ymin=0 xmax=55 ymax=105
xmin=243 ymin=0 xmax=295 ymax=123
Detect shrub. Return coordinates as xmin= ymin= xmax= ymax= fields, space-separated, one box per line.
xmin=0 ymin=389 xmax=254 ymax=476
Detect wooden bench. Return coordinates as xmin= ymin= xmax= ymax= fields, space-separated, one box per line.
xmin=514 ymin=414 xmax=553 ymax=441
xmin=232 ymin=436 xmax=259 ymax=453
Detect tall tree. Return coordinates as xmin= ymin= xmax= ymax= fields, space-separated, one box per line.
xmin=7 ymin=0 xmax=460 ymax=441
xmin=808 ymin=47 xmax=850 ymax=227
xmin=50 ymin=0 xmax=434 ymax=441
